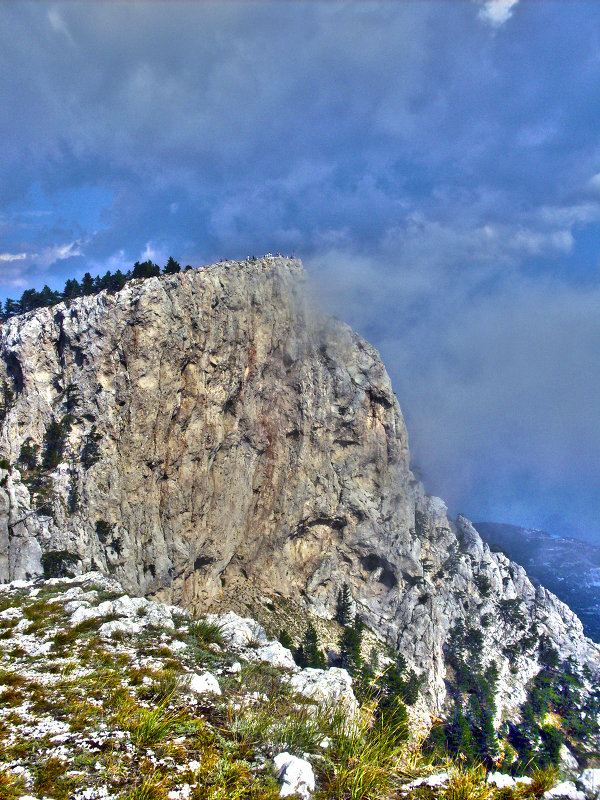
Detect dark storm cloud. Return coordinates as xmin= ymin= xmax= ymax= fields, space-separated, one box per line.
xmin=1 ymin=1 xmax=599 ymax=540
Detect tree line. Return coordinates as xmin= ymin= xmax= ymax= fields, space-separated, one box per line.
xmin=0 ymin=257 xmax=187 ymax=323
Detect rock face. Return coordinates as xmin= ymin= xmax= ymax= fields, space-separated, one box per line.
xmin=0 ymin=256 xmax=598 ymax=715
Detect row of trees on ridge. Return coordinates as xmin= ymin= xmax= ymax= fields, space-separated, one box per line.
xmin=0 ymin=257 xmax=186 ymax=322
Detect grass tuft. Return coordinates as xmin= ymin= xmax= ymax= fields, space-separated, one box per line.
xmin=116 ymin=702 xmax=185 ymax=746
xmin=189 ymin=618 xmax=225 ymax=646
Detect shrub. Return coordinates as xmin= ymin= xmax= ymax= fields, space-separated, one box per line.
xmin=18 ymin=438 xmax=39 ymax=471
xmin=189 ymin=618 xmax=225 ymax=646
xmin=41 ymin=550 xmax=79 ymax=579
xmin=81 ymin=426 xmax=102 ymax=469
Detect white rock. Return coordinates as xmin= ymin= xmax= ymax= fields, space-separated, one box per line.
xmin=168 ymin=639 xmax=187 ymax=652
xmin=207 ymin=611 xmax=268 ymax=648
xmin=187 ymin=760 xmax=201 ymax=773
xmin=70 ymin=600 xmax=114 ymax=626
xmin=579 ymin=769 xmax=600 ymax=797
xmin=65 ymin=599 xmax=91 ymax=613
xmin=274 ymin=752 xmax=315 ymax=799
xmin=488 ymin=773 xmax=515 ymax=789
xmin=188 ymin=671 xmax=221 ymax=696
xmin=516 ymin=777 xmax=533 ymax=785
xmin=0 ymin=606 xmax=22 ymax=620
xmin=560 ymin=744 xmax=579 ymax=773
xmin=254 ymin=641 xmax=297 ymax=670
xmin=99 ymin=619 xmax=142 ymax=637
xmin=287 ymin=667 xmax=358 ymax=717
xmin=406 ymin=772 xmax=449 ymax=789
xmin=143 ymin=603 xmax=175 ymax=629
xmin=229 ymin=661 xmax=242 ymax=674
xmin=543 ymin=781 xmax=586 ymax=800
xmin=112 ymin=595 xmax=147 ymax=618
xmin=168 ymin=786 xmax=191 ymax=800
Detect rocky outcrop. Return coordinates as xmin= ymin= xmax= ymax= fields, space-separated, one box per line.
xmin=0 ymin=256 xmax=598 ymax=717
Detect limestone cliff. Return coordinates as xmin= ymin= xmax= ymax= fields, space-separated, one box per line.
xmin=0 ymin=257 xmax=598 ymax=716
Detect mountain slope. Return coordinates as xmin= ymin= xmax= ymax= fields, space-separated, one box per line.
xmin=475 ymin=522 xmax=600 ymax=644
xmin=0 ymin=256 xmax=598 ymax=724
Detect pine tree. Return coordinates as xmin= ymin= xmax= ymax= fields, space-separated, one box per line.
xmin=336 ymin=583 xmax=353 ymax=626
xmin=340 ymin=614 xmax=364 ymax=674
xmin=163 ymin=256 xmax=181 ymax=274
xmin=295 ymin=623 xmax=326 ymax=669
xmin=80 ymin=272 xmax=95 ymax=295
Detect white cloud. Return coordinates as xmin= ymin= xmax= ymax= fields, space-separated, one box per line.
xmin=140 ymin=241 xmax=168 ymax=265
xmin=588 ymin=173 xmax=600 ymax=194
xmin=477 ymin=0 xmax=519 ymax=28
xmin=47 ymin=7 xmax=74 ymax=43
xmin=0 ymin=252 xmax=27 ymax=262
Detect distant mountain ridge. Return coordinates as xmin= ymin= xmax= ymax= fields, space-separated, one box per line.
xmin=474 ymin=522 xmax=600 ymax=643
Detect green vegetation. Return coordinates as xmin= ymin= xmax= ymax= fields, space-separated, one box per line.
xmin=336 ymin=582 xmax=353 ymax=626
xmin=42 ymin=415 xmax=73 ymax=471
xmin=41 ymin=550 xmax=79 ymax=579
xmin=189 ymin=618 xmax=225 ymax=647
xmin=0 ymin=256 xmax=187 ymax=323
xmin=0 ymin=574 xmax=598 ymax=800
xmin=0 ymin=380 xmax=14 ymax=423
xmin=507 ymin=637 xmax=600 ymax=772
xmin=294 ymin=622 xmax=327 ymax=669
xmin=426 ymin=621 xmax=500 ymax=768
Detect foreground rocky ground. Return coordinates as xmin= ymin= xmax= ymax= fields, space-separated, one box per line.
xmin=0 ymin=573 xmax=598 ymax=800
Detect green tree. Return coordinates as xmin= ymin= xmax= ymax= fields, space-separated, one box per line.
xmin=339 ymin=615 xmax=364 ymax=674
xmin=42 ymin=416 xmax=73 ymax=471
xmin=336 ymin=583 xmax=353 ymax=626
xmin=295 ymin=623 xmax=326 ymax=669
xmin=132 ymin=260 xmax=160 ymax=280
xmin=163 ymin=257 xmax=181 ymax=274
xmin=80 ymin=272 xmax=95 ymax=295
xmin=18 ymin=438 xmax=39 ymax=471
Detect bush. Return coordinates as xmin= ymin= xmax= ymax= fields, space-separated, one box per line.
xmin=18 ymin=438 xmax=39 ymax=471
xmin=41 ymin=550 xmax=79 ymax=579
xmin=189 ymin=619 xmax=225 ymax=646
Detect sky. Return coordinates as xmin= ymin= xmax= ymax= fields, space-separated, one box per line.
xmin=1 ymin=1 xmax=599 ymax=543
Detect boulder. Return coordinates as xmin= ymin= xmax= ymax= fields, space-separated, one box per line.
xmin=488 ymin=773 xmax=516 ymax=789
xmin=274 ymin=752 xmax=315 ymax=799
xmin=560 ymin=744 xmax=580 ymax=773
xmin=287 ymin=667 xmax=358 ymax=717
xmin=99 ymin=619 xmax=143 ymax=637
xmin=206 ymin=611 xmax=268 ymax=649
xmin=544 ymin=781 xmax=586 ymax=800
xmin=579 ymin=769 xmax=600 ymax=798
xmin=254 ymin=641 xmax=297 ymax=671
xmin=188 ymin=671 xmax=221 ymax=696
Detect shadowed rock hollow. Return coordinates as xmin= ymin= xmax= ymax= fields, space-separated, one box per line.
xmin=0 ymin=256 xmax=598 ymax=714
